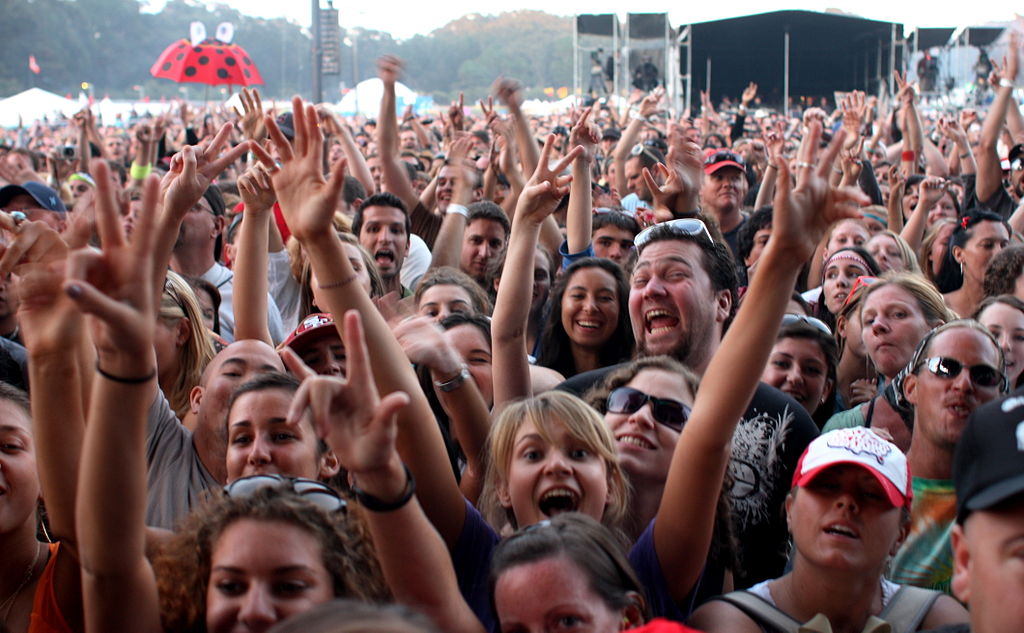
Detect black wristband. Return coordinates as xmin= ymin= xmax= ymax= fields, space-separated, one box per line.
xmin=352 ymin=463 xmax=416 ymax=512
xmin=95 ymin=361 xmax=157 ymax=384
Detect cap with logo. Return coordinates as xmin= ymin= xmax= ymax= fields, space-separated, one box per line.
xmin=793 ymin=427 xmax=912 ymax=508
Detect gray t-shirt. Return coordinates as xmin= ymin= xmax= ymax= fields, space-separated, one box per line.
xmin=144 ymin=389 xmax=219 ymax=529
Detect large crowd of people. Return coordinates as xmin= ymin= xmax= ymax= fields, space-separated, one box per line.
xmin=0 ymin=40 xmax=1023 ymax=633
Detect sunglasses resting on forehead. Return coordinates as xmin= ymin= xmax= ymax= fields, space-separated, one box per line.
xmin=634 ymin=218 xmax=714 ymax=250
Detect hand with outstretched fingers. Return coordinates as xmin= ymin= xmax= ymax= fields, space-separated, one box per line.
xmin=840 ymin=90 xmax=866 ymax=148
xmin=514 ymin=135 xmax=582 ymax=225
xmin=234 ymin=87 xmax=266 ymax=142
xmin=770 ymin=123 xmax=869 ymax=262
xmin=160 ymin=123 xmax=250 ymax=216
xmin=741 ymin=82 xmax=758 ymax=106
xmin=285 ymin=310 xmax=410 ymax=476
xmin=64 ymin=160 xmax=160 ymax=369
xmin=257 ymin=97 xmax=347 ymax=243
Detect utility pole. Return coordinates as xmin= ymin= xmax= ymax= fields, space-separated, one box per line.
xmin=311 ymin=0 xmax=322 ymax=102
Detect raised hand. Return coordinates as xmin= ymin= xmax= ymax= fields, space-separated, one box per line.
xmin=568 ymin=107 xmax=599 ymax=163
xmin=377 ymin=55 xmax=402 ymax=84
xmin=448 ymin=93 xmax=465 ymax=132
xmin=917 ymin=175 xmax=947 ymax=210
xmin=234 ymin=87 xmax=266 ymax=142
xmin=492 ymin=77 xmax=523 ymax=110
xmin=741 ymin=81 xmax=758 ymax=106
xmin=160 ymin=123 xmax=250 ymax=215
xmin=514 ymin=135 xmax=581 ymax=224
xmin=771 ymin=123 xmax=868 ymax=262
xmin=286 ymin=310 xmax=410 ymax=476
xmin=259 ymin=97 xmax=347 ymax=242
xmin=65 ymin=160 xmax=159 ymax=366
xmin=893 ymin=70 xmax=916 ymax=106
xmin=937 ymin=116 xmax=968 ymax=146
xmin=479 ymin=96 xmax=498 ymax=126
xmin=640 ymin=124 xmax=702 ymax=220
xmin=639 ymin=87 xmax=665 ymax=119
xmin=392 ymin=316 xmax=464 ymax=376
xmin=840 ymin=90 xmax=866 ymax=148
xmin=959 ymin=108 xmax=978 ymax=132
xmin=237 ymin=163 xmax=276 ymax=213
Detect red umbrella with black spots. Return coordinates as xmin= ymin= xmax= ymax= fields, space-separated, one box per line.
xmin=150 ymin=37 xmax=263 ymax=88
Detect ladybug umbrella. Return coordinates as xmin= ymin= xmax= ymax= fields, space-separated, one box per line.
xmin=150 ymin=23 xmax=263 ymax=90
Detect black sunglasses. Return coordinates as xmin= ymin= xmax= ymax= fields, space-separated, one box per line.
xmin=606 ymin=386 xmax=691 ymax=432
xmin=224 ymin=475 xmax=347 ymax=513
xmin=915 ymin=356 xmax=1006 ymax=390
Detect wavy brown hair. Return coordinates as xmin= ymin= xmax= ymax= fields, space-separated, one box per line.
xmin=153 ymin=486 xmax=389 ymax=633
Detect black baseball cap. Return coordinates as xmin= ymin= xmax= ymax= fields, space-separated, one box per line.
xmin=954 ymin=391 xmax=1024 ymax=523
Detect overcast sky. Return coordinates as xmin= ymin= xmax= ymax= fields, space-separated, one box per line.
xmin=145 ymin=1 xmax=1016 ymax=41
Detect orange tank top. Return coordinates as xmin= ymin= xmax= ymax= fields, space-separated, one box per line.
xmin=28 ymin=543 xmax=73 ymax=633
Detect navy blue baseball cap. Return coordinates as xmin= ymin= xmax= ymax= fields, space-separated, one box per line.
xmin=0 ymin=181 xmax=67 ymax=214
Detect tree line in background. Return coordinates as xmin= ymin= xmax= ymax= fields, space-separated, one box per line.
xmin=0 ymin=0 xmax=573 ymax=104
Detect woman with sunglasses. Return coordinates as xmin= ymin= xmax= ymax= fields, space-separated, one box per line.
xmin=689 ymin=428 xmax=968 ymax=632
xmin=317 ymin=121 xmax=876 ymax=629
xmin=761 ymin=315 xmax=838 ymax=427
xmin=156 ymin=271 xmax=216 ymax=422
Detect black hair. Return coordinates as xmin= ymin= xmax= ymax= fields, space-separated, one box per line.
xmin=736 ymin=205 xmax=773 ymax=266
xmin=776 ymin=320 xmax=839 ymax=428
xmin=537 ymin=257 xmax=634 ymax=378
xmin=814 ymin=246 xmax=881 ymax=331
xmin=352 ymin=192 xmax=410 ymax=238
xmin=593 ymin=211 xmax=640 ymax=236
xmin=467 ymin=201 xmax=511 ymax=238
xmin=636 ymin=224 xmax=739 ymax=328
xmin=342 ymin=175 xmax=367 ymax=207
xmin=938 ymin=208 xmax=1011 ymax=292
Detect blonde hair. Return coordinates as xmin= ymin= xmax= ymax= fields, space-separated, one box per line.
xmin=160 ymin=271 xmax=215 ymax=419
xmin=481 ymin=391 xmax=629 ymax=533
xmin=918 ymin=218 xmax=957 ymax=283
xmin=872 ymin=230 xmax=921 ymax=274
xmin=860 ymin=271 xmax=954 ymax=328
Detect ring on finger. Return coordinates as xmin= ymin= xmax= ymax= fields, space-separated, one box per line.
xmin=9 ymin=211 xmax=27 ymax=230
xmin=796 ymin=161 xmax=815 ymax=169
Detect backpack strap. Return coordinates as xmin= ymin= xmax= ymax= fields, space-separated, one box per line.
xmin=716 ymin=591 xmax=802 ymax=633
xmin=877 ymin=585 xmax=941 ymax=633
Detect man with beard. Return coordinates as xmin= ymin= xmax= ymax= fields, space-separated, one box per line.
xmin=558 ymin=215 xmax=820 ymax=589
xmin=892 ymin=321 xmax=1007 ymax=592
xmin=352 ymin=192 xmax=412 ymax=296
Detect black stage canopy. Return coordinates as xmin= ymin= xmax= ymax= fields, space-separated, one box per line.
xmin=683 ymin=10 xmax=903 ymax=108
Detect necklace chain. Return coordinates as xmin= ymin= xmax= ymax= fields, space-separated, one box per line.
xmin=0 ymin=543 xmax=42 ymax=623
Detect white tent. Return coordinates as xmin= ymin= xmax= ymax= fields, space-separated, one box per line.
xmin=337 ymin=78 xmax=420 ymax=117
xmin=0 ymin=88 xmax=79 ymax=127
